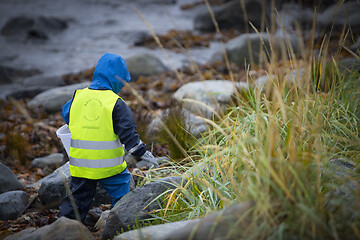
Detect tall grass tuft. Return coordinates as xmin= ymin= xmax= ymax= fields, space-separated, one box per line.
xmin=155 ymin=8 xmax=359 ymax=240
xmin=132 ymin=1 xmax=360 ymax=238
xmin=159 ymin=57 xmax=360 ymax=239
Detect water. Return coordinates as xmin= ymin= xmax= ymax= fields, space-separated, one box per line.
xmin=0 ymin=0 xmax=216 ymax=77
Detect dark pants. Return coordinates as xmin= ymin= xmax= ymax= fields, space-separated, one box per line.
xmin=59 ymin=168 xmax=131 ymax=222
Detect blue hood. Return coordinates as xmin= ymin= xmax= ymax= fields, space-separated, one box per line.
xmin=90 ymin=53 xmax=131 ymax=93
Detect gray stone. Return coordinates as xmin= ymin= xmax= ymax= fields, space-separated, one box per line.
xmin=254 ymin=74 xmax=277 ymax=92
xmin=223 ymin=32 xmax=300 ymax=67
xmin=338 ymin=58 xmax=360 ymax=74
xmin=1 ymin=16 xmax=68 ymax=41
xmin=33 ymin=162 xmax=122 ymax=208
xmin=84 ymin=207 xmax=104 ymax=227
xmin=325 ymin=179 xmax=360 ymax=230
xmin=114 ymin=219 xmax=199 ymax=240
xmin=125 ymin=53 xmax=169 ymax=81
xmin=317 ymin=2 xmax=360 ymax=28
xmin=31 ymin=153 xmax=66 ymax=175
xmin=146 ymin=109 xmax=209 ymax=141
xmin=350 ymin=37 xmax=360 ymax=52
xmin=323 ymin=158 xmax=356 ymax=179
xmin=27 ymin=81 xmax=90 ymax=113
xmin=173 ymin=80 xmax=247 ymax=118
xmin=6 ymin=85 xmax=52 ymax=100
xmin=37 ymin=163 xmax=71 ymax=208
xmin=135 ymin=0 xmax=176 ymax=4
xmin=0 ymin=65 xmax=41 ymax=85
xmin=284 ymin=68 xmax=306 ymax=86
xmin=0 ymin=162 xmax=24 ymax=194
xmin=194 ymin=0 xmax=265 ymax=32
xmin=94 ymin=210 xmax=111 ymax=230
xmin=102 ymin=176 xmax=183 ymax=240
xmin=164 ymin=201 xmax=254 ymax=240
xmin=23 ymin=74 xmax=65 ymax=87
xmin=4 ymin=217 xmax=94 ymax=240
xmin=0 ymin=190 xmax=29 ymax=220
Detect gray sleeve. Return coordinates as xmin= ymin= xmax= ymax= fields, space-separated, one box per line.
xmin=112 ymin=98 xmax=146 ymax=157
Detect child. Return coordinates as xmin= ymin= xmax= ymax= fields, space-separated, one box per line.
xmin=59 ymin=53 xmax=159 ymax=222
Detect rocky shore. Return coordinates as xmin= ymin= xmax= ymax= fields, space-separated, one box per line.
xmin=0 ymin=0 xmax=359 ymax=239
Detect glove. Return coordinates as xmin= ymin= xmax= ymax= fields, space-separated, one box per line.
xmin=140 ymin=151 xmax=159 ymax=168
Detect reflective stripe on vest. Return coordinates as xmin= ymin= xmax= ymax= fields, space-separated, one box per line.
xmin=70 ymin=156 xmax=124 ymax=168
xmin=71 ymin=139 xmax=122 ymax=150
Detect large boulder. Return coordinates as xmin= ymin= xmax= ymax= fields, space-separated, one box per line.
xmin=173 ymin=80 xmax=247 ymax=118
xmin=194 ymin=0 xmax=265 ymax=32
xmin=338 ymin=58 xmax=360 ymax=74
xmin=317 ymin=2 xmax=360 ymax=28
xmin=164 ymin=201 xmax=254 ymax=240
xmin=114 ymin=219 xmax=199 ymax=240
xmin=102 ymin=176 xmax=183 ymax=240
xmin=5 ymin=85 xmax=53 ymax=100
xmin=36 ymin=162 xmax=71 ymax=208
xmin=125 ymin=53 xmax=170 ymax=81
xmin=27 ymin=81 xmax=90 ymax=113
xmin=146 ymin=109 xmax=209 ymax=141
xmin=0 ymin=65 xmax=41 ymax=85
xmin=31 ymin=153 xmax=66 ymax=175
xmin=223 ymin=32 xmax=299 ymax=67
xmin=1 ymin=16 xmax=68 ymax=41
xmin=23 ymin=74 xmax=65 ymax=87
xmin=4 ymin=217 xmax=94 ymax=240
xmin=33 ymin=162 xmax=123 ymax=208
xmin=133 ymin=0 xmax=176 ymax=4
xmin=0 ymin=190 xmax=29 ymax=220
xmin=0 ymin=162 xmax=24 ymax=194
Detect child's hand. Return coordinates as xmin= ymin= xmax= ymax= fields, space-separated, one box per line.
xmin=140 ymin=151 xmax=160 ymax=168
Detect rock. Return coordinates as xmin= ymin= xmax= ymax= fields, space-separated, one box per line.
xmin=37 ymin=162 xmax=71 ymax=208
xmin=223 ymin=32 xmax=300 ymax=67
xmin=164 ymin=201 xmax=254 ymax=240
xmin=0 ymin=162 xmax=24 ymax=194
xmin=194 ymin=0 xmax=265 ymax=32
xmin=114 ymin=219 xmax=199 ymax=240
xmin=284 ymin=68 xmax=305 ymax=86
xmin=0 ymin=65 xmax=41 ymax=85
xmin=173 ymin=80 xmax=247 ymax=118
xmin=34 ymin=162 xmax=121 ymax=208
xmin=23 ymin=74 xmax=65 ymax=87
xmin=0 ymin=190 xmax=29 ymax=220
xmin=338 ymin=58 xmax=360 ymax=74
xmin=323 ymin=158 xmax=356 ymax=179
xmin=102 ymin=176 xmax=183 ymax=240
xmin=278 ymin=3 xmax=314 ymax=32
xmin=4 ymin=217 xmax=94 ymax=240
xmin=317 ymin=2 xmax=360 ymax=28
xmin=325 ymin=179 xmax=360 ymax=231
xmin=84 ymin=207 xmax=104 ymax=227
xmin=31 ymin=153 xmax=66 ymax=175
xmin=6 ymin=85 xmax=53 ymax=100
xmin=94 ymin=210 xmax=111 ymax=230
xmin=350 ymin=37 xmax=360 ymax=52
xmin=27 ymin=81 xmax=90 ymax=113
xmin=125 ymin=53 xmax=169 ymax=81
xmin=254 ymin=74 xmax=277 ymax=91
xmin=1 ymin=16 xmax=68 ymax=41
xmin=146 ymin=109 xmax=209 ymax=141
xmin=135 ymin=0 xmax=176 ymax=4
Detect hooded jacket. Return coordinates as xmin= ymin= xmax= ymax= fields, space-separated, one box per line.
xmin=62 ymin=53 xmax=146 ymax=157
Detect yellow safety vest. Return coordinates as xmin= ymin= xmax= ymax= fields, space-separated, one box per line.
xmin=68 ymin=88 xmax=127 ymax=179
